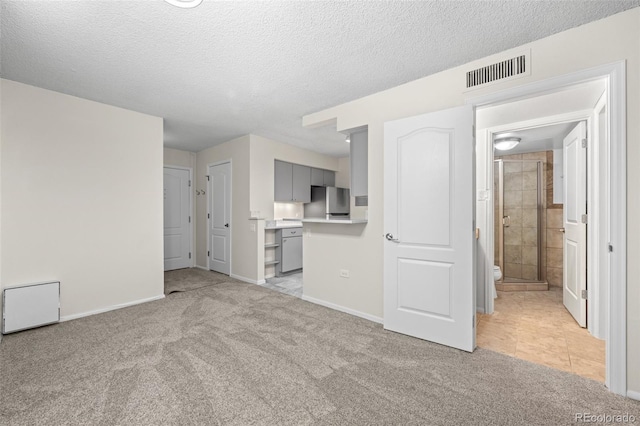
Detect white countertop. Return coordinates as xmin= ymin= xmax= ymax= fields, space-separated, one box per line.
xmin=300 ymin=218 xmax=368 ymax=224
xmin=264 ymin=220 xmax=303 ymax=230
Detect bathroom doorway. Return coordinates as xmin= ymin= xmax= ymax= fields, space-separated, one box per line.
xmin=474 ymin=79 xmax=609 ymax=383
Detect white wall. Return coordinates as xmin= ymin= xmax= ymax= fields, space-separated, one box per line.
xmin=164 ymin=147 xmax=196 ymax=169
xmin=1 ymin=79 xmax=164 ymax=319
xmin=195 ymin=136 xmax=252 ymax=282
xmin=302 ymin=9 xmax=640 ymax=391
xmin=164 ymin=147 xmax=197 ymax=267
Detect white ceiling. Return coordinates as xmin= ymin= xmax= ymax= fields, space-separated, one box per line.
xmin=2 ymin=1 xmax=638 ymax=157
xmin=495 ymin=122 xmax=578 ymax=155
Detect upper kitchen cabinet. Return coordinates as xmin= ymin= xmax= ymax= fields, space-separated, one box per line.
xmin=323 ymin=170 xmax=335 ymax=187
xmin=311 ymin=167 xmax=335 ymax=187
xmin=275 ymin=160 xmax=311 ymax=202
xmin=292 ymin=164 xmax=311 ymax=202
xmin=350 ymin=129 xmax=368 ymax=197
xmin=311 ymin=168 xmax=324 ymax=186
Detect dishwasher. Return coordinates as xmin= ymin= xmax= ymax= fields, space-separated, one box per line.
xmin=277 ymin=227 xmax=302 ymax=275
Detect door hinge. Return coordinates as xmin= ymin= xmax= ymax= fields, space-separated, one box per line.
xmin=206 ymin=175 xmax=210 ymax=181
xmin=189 ymin=252 xmax=191 ymax=259
xmin=208 ymin=250 xmax=210 ymax=257
xmin=188 ymin=180 xmax=192 ymax=187
xmin=582 ymin=138 xmax=587 ymax=148
xmin=581 ymin=289 xmax=588 ymax=300
xmin=188 ymin=216 xmax=191 ymax=223
xmin=608 ymin=243 xmax=614 ymax=253
xmin=581 ymin=214 xmax=588 ymax=224
xmin=208 ymin=213 xmax=210 ymax=219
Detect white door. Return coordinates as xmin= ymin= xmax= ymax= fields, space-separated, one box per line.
xmin=208 ymin=162 xmax=231 ymax=275
xmin=163 ymin=167 xmax=191 ymax=271
xmin=383 ymin=105 xmax=476 ymax=352
xmin=563 ymin=121 xmax=587 ymax=327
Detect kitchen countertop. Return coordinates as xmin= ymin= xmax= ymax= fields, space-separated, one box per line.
xmin=300 ymin=218 xmax=368 ymax=224
xmin=264 ymin=220 xmax=303 ymax=230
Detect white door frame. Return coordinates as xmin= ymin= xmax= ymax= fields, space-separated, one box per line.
xmin=164 ymin=165 xmax=194 ymax=268
xmin=466 ymin=61 xmax=626 ymax=396
xmin=206 ymin=160 xmax=232 ymax=274
xmin=482 ymin=110 xmax=593 ymax=314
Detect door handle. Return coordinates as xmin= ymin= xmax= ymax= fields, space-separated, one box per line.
xmin=502 ymin=216 xmax=511 ymax=227
xmin=224 ymin=223 xmax=229 ymax=228
xmin=385 ymin=233 xmax=399 ymax=243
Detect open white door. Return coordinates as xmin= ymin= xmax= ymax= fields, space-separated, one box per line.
xmin=208 ymin=162 xmax=231 ymax=275
xmin=163 ymin=167 xmax=191 ymax=271
xmin=383 ymin=105 xmax=475 ymax=352
xmin=563 ymin=121 xmax=587 ymax=327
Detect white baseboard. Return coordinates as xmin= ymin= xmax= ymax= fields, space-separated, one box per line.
xmin=60 ymin=294 xmax=165 ymax=322
xmin=476 ymin=307 xmax=486 ymax=314
xmin=194 ymin=265 xmax=208 ymax=271
xmin=626 ymin=390 xmax=640 ymax=401
xmin=301 ymin=295 xmax=383 ymax=324
xmin=230 ymin=273 xmax=265 ymax=285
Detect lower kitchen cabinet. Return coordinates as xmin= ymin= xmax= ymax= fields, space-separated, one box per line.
xmin=276 ymin=227 xmax=302 ymax=275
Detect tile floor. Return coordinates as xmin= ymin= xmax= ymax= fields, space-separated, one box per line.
xmin=260 ymin=272 xmax=303 ymax=298
xmin=477 ymin=287 xmax=606 ymax=382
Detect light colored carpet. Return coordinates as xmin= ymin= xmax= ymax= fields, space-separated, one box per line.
xmin=164 ymin=267 xmax=229 ymax=295
xmin=1 ymin=269 xmax=638 ymax=425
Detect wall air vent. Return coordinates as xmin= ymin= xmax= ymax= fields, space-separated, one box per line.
xmin=465 ymin=51 xmax=530 ymax=90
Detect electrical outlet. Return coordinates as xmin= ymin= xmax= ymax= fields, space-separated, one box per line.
xmin=339 ymin=269 xmax=350 ymax=278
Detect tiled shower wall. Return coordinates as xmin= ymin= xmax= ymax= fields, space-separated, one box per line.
xmin=494 ymin=151 xmax=564 ymax=286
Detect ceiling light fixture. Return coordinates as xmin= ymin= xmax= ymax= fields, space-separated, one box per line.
xmin=164 ymin=0 xmax=203 ymax=9
xmin=494 ymin=137 xmax=521 ymax=151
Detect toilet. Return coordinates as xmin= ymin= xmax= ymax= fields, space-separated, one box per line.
xmin=492 ymin=265 xmax=501 ymax=299
xmin=493 ymin=265 xmax=502 ymax=281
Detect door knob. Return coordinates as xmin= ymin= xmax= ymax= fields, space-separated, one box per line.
xmin=224 ymin=223 xmax=229 ymax=228
xmin=385 ymin=233 xmax=399 ymax=242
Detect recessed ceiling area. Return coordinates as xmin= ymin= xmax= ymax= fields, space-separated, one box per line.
xmin=1 ymin=1 xmax=638 ymax=156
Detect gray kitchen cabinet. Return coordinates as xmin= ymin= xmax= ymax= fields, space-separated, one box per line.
xmin=274 ymin=160 xmax=293 ymax=202
xmin=311 ymin=168 xmax=324 ymax=186
xmin=323 ymin=170 xmax=335 ymax=187
xmin=350 ymin=129 xmax=368 ymax=197
xmin=312 ymin=168 xmax=335 ymax=187
xmin=277 ymin=227 xmax=303 ymax=274
xmin=275 ymin=161 xmax=311 ymax=202
xmin=292 ymin=164 xmax=311 ymax=202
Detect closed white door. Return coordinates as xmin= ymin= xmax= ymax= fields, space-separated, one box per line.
xmin=383 ymin=105 xmax=475 ymax=352
xmin=563 ymin=121 xmax=587 ymax=327
xmin=163 ymin=167 xmax=191 ymax=271
xmin=209 ymin=162 xmax=231 ymax=275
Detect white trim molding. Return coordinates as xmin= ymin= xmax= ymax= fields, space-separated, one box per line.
xmin=230 ymin=274 xmax=265 ymax=285
xmin=302 ymin=295 xmax=383 ymax=324
xmin=60 ymin=294 xmax=165 ymax=322
xmin=466 ymin=61 xmax=627 ymax=396
xmin=626 ymin=390 xmax=640 ymax=402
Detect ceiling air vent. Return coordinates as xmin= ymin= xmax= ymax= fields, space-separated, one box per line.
xmin=466 ymin=52 xmax=530 ymax=89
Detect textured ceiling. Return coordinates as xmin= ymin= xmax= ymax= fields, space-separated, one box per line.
xmin=2 ymin=1 xmax=638 ymax=156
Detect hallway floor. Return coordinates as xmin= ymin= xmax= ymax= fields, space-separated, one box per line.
xmin=261 ymin=272 xmax=303 ymax=298
xmin=477 ymin=287 xmax=605 ymax=382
